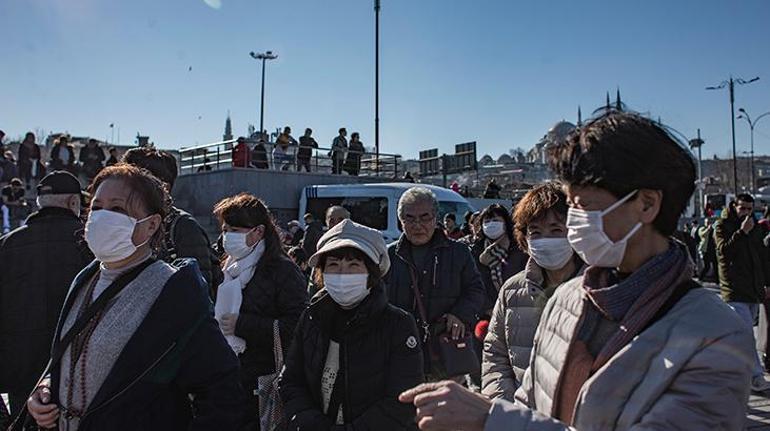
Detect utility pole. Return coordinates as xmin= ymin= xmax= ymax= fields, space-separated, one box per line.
xmin=249 ymin=51 xmax=278 ymax=137
xmin=374 ymin=0 xmax=381 ymax=173
xmin=706 ymin=75 xmax=760 ymax=195
xmin=689 ymin=130 xmax=705 ymax=218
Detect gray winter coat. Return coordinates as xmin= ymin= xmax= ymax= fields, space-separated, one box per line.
xmin=483 ymin=276 xmax=754 ymax=431
xmin=481 ymin=258 xmax=583 ymax=401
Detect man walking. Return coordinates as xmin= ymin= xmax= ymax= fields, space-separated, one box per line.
xmin=715 ymin=193 xmax=770 ymax=391
xmin=385 ymin=187 xmax=485 ymax=380
xmin=297 ymin=128 xmax=318 ymax=172
xmin=0 ymin=171 xmax=93 ymax=417
xmin=330 ymin=128 xmax=347 ymax=174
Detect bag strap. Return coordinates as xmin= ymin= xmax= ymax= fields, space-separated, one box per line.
xmin=49 ymin=259 xmax=156 ymax=369
xmin=272 ymin=320 xmax=283 ymax=369
xmin=408 ymin=267 xmax=431 ymax=343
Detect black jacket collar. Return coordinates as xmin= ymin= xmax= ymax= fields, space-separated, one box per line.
xmin=393 ymin=228 xmax=450 ymax=265
xmin=25 ymin=206 xmax=80 ymax=224
xmin=309 ymin=283 xmax=389 ymax=335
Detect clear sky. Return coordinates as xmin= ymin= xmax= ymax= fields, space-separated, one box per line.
xmin=2 ymin=0 xmax=769 ymax=160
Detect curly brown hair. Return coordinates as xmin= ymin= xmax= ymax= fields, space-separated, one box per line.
xmin=512 ymin=182 xmax=568 ymax=252
xmin=88 ymin=163 xmax=172 ymax=251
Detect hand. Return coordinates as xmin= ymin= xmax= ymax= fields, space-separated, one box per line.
xmin=444 ymin=314 xmax=465 ymax=340
xmin=219 ymin=313 xmax=238 ymax=336
xmin=27 ymin=386 xmax=59 ymax=429
xmin=399 ymin=381 xmax=491 ymax=431
xmin=742 ymin=216 xmax=755 ymax=234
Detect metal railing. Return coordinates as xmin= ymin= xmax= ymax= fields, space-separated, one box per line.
xmin=179 ymin=138 xmax=402 ymax=178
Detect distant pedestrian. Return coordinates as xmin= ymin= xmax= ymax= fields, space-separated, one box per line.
xmin=483 ymin=178 xmax=501 ymax=199
xmin=330 ymin=128 xmax=347 ymax=174
xmin=272 ymin=133 xmax=293 ymax=171
xmin=105 ymin=147 xmax=119 ymax=167
xmin=48 ymin=135 xmax=77 ymax=174
xmin=297 ymin=128 xmax=318 ymax=172
xmin=232 ymin=136 xmax=251 ymax=168
xmin=287 ymin=246 xmax=311 ymax=282
xmin=301 ymin=212 xmax=325 ymax=256
xmin=403 ymin=171 xmax=415 ymax=183
xmin=0 ymin=171 xmax=92 ymax=418
xmin=251 ymin=136 xmax=269 ymax=169
xmin=326 ymin=205 xmax=350 ymax=230
xmin=18 ymin=132 xmax=45 ymax=190
xmin=2 ymin=178 xmax=28 ymax=232
xmin=443 ymin=213 xmax=463 ymax=240
xmin=79 ymin=138 xmax=106 ymax=181
xmin=344 ymin=132 xmax=365 ymax=176
xmin=0 ymin=151 xmax=19 ymax=184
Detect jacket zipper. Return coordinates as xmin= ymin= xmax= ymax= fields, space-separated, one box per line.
xmin=79 ymin=342 xmax=177 ymax=421
xmin=342 ymin=324 xmax=351 ymax=425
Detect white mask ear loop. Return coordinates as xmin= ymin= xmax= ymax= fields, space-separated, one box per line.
xmin=133 ymin=214 xmax=156 ymax=249
xmin=600 ymin=190 xmax=639 ymax=217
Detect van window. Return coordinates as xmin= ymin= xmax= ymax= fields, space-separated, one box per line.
xmin=306 ymin=197 xmax=388 ymax=230
xmin=438 ymin=201 xmax=474 ymax=222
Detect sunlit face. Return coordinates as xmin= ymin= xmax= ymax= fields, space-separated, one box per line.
xmin=401 ymin=201 xmax=437 ymax=246
xmin=565 ymin=184 xmax=641 ymax=243
xmin=526 ymin=210 xmax=566 ymax=240
xmin=90 ymin=178 xmax=161 ymax=247
xmin=323 ymin=255 xmax=367 ymax=275
xmin=444 ymin=217 xmax=456 ymax=231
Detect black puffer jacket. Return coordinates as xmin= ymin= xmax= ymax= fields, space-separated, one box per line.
xmin=280 ymin=284 xmax=423 ymax=431
xmin=234 ymin=253 xmax=308 ymax=387
xmin=0 ymin=207 xmax=92 ymax=401
xmin=162 ymin=207 xmax=218 ymax=293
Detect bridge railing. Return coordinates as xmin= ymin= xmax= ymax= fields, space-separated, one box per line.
xmin=179 ymin=139 xmax=402 ymax=178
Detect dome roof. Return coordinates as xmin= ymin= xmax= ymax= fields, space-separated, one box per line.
xmin=544 ymin=121 xmax=577 ymax=148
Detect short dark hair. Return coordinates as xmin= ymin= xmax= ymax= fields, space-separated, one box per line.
xmin=444 ymin=213 xmax=456 ymax=222
xmin=548 ymin=111 xmax=695 ymax=236
xmin=10 ymin=178 xmax=22 ymax=187
xmin=736 ymin=193 xmax=754 ymax=204
xmin=339 ymin=128 xmax=346 ymax=134
xmin=288 ymin=246 xmax=308 ymax=265
xmin=512 ymin=182 xmax=568 ymax=252
xmin=312 ymin=246 xmax=380 ymax=291
xmin=122 ymin=147 xmax=178 ymax=189
xmin=480 ymin=203 xmax=514 ymax=242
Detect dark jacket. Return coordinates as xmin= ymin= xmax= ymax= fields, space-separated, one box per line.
xmin=161 ymin=207 xmax=218 ymax=293
xmin=0 ymin=207 xmax=92 ymax=397
xmin=280 ymin=285 xmax=423 ymax=431
xmin=251 ymin=143 xmax=269 ymax=169
xmin=470 ymin=238 xmax=528 ymax=313
xmin=79 ymin=145 xmax=106 ymax=178
xmin=715 ymin=211 xmax=770 ymax=303
xmin=49 ymin=144 xmax=76 ymax=170
xmin=49 ymin=259 xmax=245 ymax=431
xmin=385 ymin=230 xmax=485 ymax=371
xmin=298 ymin=136 xmax=319 ymax=160
xmin=18 ymin=142 xmax=44 ymax=181
xmin=302 ymin=221 xmax=325 ymax=256
xmin=235 ymin=253 xmax=309 ymax=387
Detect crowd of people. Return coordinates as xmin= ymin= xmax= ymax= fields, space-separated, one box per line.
xmin=229 ymin=126 xmax=369 ymax=176
xmin=0 ymin=111 xmax=766 ymax=430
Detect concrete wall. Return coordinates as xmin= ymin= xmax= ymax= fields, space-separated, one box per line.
xmin=172 ymin=168 xmax=392 ymax=233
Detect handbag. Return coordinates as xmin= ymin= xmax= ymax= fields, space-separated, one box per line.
xmin=409 ymin=269 xmax=479 ymax=378
xmin=256 ymin=320 xmax=286 ymax=431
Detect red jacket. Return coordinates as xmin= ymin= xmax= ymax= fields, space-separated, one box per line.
xmin=232 ymin=142 xmax=251 ymax=168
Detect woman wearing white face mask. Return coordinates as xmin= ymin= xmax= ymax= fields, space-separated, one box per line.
xmin=25 ymin=164 xmax=244 ymax=431
xmin=480 ymin=182 xmax=584 ymax=401
xmin=212 ymin=193 xmax=308 ymax=429
xmin=280 ymin=219 xmax=424 ymax=430
xmin=470 ymin=204 xmax=528 ymax=314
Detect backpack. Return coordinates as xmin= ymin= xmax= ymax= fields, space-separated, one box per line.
xmin=164 ymin=208 xmax=224 ymax=295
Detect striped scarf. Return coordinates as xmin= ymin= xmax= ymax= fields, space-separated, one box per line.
xmin=583 ymin=240 xmax=693 ymax=370
xmin=480 ymin=239 xmax=509 ymax=290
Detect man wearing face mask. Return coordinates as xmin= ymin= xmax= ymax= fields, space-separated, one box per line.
xmin=400 ymin=112 xmax=756 ymax=430
xmin=386 ymin=187 xmax=485 ymax=381
xmin=481 ymin=182 xmax=584 ymax=402
xmin=714 ymin=193 xmax=770 ymax=391
xmin=0 ymin=171 xmax=93 ymax=418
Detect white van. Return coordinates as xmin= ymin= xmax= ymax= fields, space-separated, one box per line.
xmin=298 ymin=183 xmax=475 ymax=243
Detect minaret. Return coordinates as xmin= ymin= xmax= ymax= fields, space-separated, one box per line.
xmin=615 ymin=88 xmax=622 ymax=111
xmin=606 ymin=92 xmax=611 ymax=111
xmin=577 ymin=106 xmax=582 ymax=126
xmin=223 ymin=111 xmax=233 ymax=141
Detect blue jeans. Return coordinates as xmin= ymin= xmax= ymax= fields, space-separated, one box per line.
xmin=728 ymin=301 xmax=764 ymax=379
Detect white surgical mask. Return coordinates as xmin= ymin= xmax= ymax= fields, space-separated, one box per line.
xmin=223 ymin=230 xmax=256 ymax=260
xmin=482 ymin=220 xmax=505 ymax=240
xmin=85 ymin=210 xmax=152 ymax=263
xmin=323 ymin=273 xmax=369 ymax=308
xmin=527 ymin=237 xmax=574 ymax=270
xmin=566 ymin=190 xmax=641 ymax=268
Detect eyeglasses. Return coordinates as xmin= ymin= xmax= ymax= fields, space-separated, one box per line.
xmin=402 ymin=213 xmax=436 ymax=225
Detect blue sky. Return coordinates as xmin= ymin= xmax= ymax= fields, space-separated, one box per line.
xmin=1 ymin=0 xmax=769 ymax=160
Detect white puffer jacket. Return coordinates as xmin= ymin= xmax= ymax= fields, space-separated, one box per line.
xmin=484 ymin=276 xmax=754 ymax=431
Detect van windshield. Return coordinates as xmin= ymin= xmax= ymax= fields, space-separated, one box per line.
xmin=306 ymin=197 xmax=388 ymax=230
xmin=438 ymin=201 xmax=474 ymax=222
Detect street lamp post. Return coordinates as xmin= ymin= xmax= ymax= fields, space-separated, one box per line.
xmin=737 ymin=108 xmax=770 ymax=195
xmin=374 ymin=0 xmax=381 ymax=173
xmin=706 ymin=75 xmax=760 ymax=195
xmin=249 ymin=50 xmax=278 ymax=137
xmin=689 ymin=130 xmax=705 ymax=218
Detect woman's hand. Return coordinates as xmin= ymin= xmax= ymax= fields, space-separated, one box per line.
xmin=219 ymin=313 xmax=238 ymax=336
xmin=444 ymin=314 xmax=465 ymax=340
xmin=399 ymin=381 xmax=491 ymax=431
xmin=27 ymin=386 xmax=59 ymax=429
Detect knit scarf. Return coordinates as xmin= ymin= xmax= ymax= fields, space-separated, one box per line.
xmin=479 ymin=238 xmax=509 ymax=290
xmin=214 ymin=240 xmax=265 ymax=354
xmin=582 ymin=240 xmax=693 ymax=371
